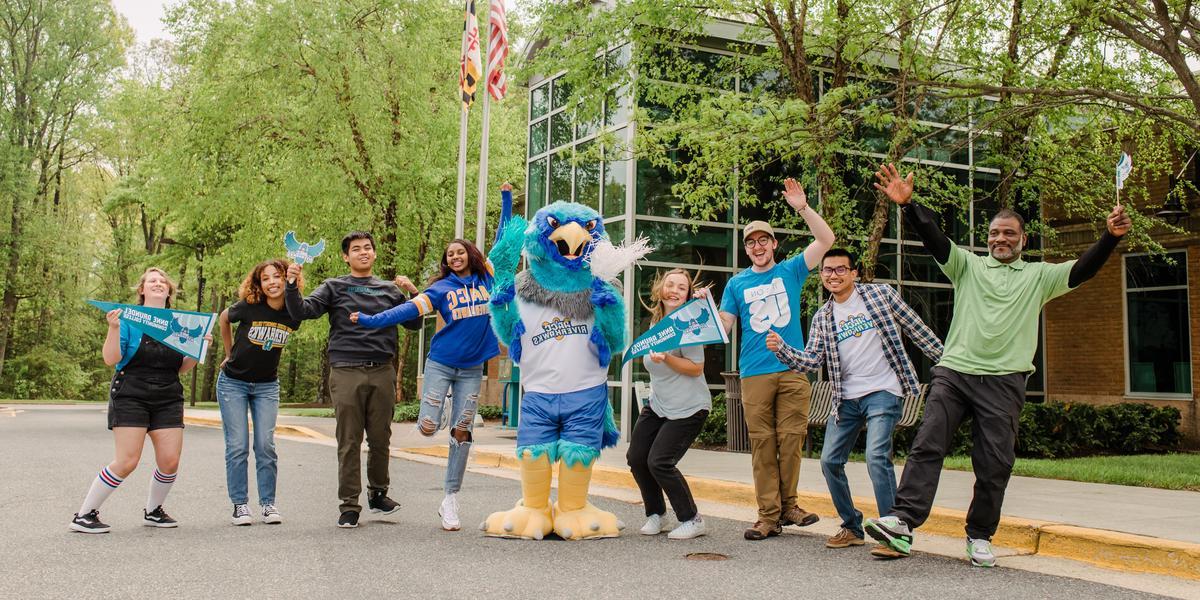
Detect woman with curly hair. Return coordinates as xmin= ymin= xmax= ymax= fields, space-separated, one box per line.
xmin=216 ymin=259 xmax=303 ymax=526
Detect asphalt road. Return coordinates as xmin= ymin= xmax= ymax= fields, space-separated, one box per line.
xmin=0 ymin=406 xmax=1170 ymax=600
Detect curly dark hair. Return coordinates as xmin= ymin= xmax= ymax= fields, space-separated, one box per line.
xmin=238 ymin=259 xmax=301 ymax=304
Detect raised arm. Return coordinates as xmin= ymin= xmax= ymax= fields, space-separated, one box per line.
xmin=874 ymin=163 xmax=952 ymax=263
xmin=1068 ymin=205 xmax=1130 ymax=288
xmin=488 ymin=213 xmax=527 ymax=350
xmin=354 ymin=294 xmax=431 ymax=329
xmin=783 ymin=178 xmax=836 ymax=271
xmin=284 ymin=263 xmax=332 ymax=321
xmin=767 ymin=318 xmax=826 ymax=374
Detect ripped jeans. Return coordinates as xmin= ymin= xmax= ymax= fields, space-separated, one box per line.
xmin=419 ymin=358 xmax=483 ymax=494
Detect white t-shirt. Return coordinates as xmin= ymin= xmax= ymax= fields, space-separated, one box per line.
xmin=642 ymin=344 xmax=711 ymax=419
xmin=832 ymin=289 xmax=903 ymax=399
xmin=517 ymin=299 xmax=608 ymax=394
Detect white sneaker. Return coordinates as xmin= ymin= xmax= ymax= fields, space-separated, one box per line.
xmin=439 ymin=493 xmax=461 ymax=531
xmin=262 ymin=504 xmax=282 ymax=524
xmin=231 ymin=503 xmax=252 ymax=526
xmin=967 ymin=537 xmax=996 ymax=567
xmin=639 ymin=514 xmax=665 ymax=535
xmin=668 ymin=517 xmax=706 ymax=540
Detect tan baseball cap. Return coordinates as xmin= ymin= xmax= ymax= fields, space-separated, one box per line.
xmin=743 ymin=220 xmax=775 ymax=241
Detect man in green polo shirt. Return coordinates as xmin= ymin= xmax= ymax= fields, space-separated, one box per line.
xmin=864 ymin=163 xmax=1131 ymax=568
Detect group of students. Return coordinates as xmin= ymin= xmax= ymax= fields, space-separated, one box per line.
xmin=69 ymin=165 xmax=1132 ymax=568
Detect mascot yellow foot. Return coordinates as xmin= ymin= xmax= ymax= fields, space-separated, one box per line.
xmin=481 ymin=450 xmax=553 ymax=540
xmin=552 ymin=457 xmax=622 ymax=540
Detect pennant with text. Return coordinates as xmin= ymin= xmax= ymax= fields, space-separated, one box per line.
xmin=622 ymin=294 xmax=729 ymax=364
xmin=88 ymin=300 xmax=217 ymax=363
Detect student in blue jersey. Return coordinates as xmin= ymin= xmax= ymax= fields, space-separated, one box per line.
xmin=352 ymin=236 xmax=500 ymax=532
xmin=70 ymin=268 xmax=207 ymax=534
xmin=216 ymin=259 xmax=304 ymax=526
xmin=705 ymin=177 xmax=836 ymax=541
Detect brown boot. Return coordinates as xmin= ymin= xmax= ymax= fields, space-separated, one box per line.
xmin=826 ymin=527 xmax=866 ymax=548
xmin=779 ymin=506 xmax=819 ymax=527
xmin=743 ymin=520 xmax=782 ymax=541
xmin=870 ymin=545 xmax=908 ymax=559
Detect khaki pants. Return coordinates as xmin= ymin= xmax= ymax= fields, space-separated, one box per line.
xmin=330 ymin=364 xmax=397 ymax=513
xmin=740 ymin=371 xmax=812 ymax=523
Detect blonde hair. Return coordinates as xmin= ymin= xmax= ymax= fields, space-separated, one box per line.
xmin=642 ymin=268 xmax=702 ymax=324
xmin=135 ymin=267 xmax=178 ymax=308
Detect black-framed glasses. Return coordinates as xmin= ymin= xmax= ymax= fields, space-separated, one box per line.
xmin=743 ymin=237 xmax=774 ymax=249
xmin=821 ymin=266 xmax=852 ymax=276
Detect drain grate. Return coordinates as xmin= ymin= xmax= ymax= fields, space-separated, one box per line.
xmin=685 ymin=552 xmax=729 ymax=561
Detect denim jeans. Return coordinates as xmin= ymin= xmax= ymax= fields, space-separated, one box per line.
xmin=820 ymin=390 xmax=901 ymax=538
xmin=217 ymin=371 xmax=280 ymax=506
xmin=419 ymin=359 xmax=483 ymax=494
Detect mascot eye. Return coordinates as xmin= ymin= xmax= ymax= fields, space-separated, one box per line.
xmin=547 ymin=216 xmax=559 ymax=228
xmin=585 ymin=220 xmax=596 ymax=231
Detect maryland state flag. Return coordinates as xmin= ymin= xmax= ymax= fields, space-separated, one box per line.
xmin=460 ymin=0 xmax=482 ymax=109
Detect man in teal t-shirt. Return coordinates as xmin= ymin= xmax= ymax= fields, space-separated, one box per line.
xmin=864 ymin=164 xmax=1131 ymax=567
xmin=712 ymin=177 xmax=836 ymax=541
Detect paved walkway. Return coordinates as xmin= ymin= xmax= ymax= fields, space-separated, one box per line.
xmin=259 ymin=409 xmax=1200 ymax=544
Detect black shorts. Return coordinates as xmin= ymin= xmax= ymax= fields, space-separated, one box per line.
xmin=107 ymin=372 xmax=186 ymax=431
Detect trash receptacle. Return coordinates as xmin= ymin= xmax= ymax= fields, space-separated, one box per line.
xmin=722 ymin=371 xmax=750 ymax=453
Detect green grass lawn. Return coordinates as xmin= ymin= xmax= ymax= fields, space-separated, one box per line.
xmin=938 ymin=453 xmax=1200 ymax=492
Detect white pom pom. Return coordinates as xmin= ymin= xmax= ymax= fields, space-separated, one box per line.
xmin=586 ymin=236 xmax=654 ymax=282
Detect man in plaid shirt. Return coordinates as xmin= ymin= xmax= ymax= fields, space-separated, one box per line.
xmin=767 ymin=248 xmax=942 ymax=551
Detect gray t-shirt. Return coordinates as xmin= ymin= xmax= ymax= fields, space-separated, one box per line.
xmin=642 ymin=344 xmax=711 ymax=419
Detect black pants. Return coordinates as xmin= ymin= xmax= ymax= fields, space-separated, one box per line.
xmin=626 ymin=405 xmax=708 ymax=522
xmin=891 ymin=366 xmax=1026 ymax=540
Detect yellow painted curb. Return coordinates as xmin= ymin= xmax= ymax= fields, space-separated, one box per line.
xmin=401 ymin=446 xmax=1194 ymax=578
xmin=1038 ymin=525 xmax=1200 ymax=581
xmin=182 ymin=415 xmax=327 ymax=441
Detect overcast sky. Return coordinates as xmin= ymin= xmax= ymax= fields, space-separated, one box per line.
xmin=111 ymin=0 xmax=173 ymax=44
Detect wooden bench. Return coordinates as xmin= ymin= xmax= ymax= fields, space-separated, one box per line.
xmin=721 ymin=372 xmax=928 ymax=455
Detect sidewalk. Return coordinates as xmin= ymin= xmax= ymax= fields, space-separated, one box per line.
xmin=186 ymin=408 xmax=1200 ymax=580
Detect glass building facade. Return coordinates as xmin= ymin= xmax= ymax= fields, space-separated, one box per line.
xmin=525 ymin=41 xmax=1044 ymax=440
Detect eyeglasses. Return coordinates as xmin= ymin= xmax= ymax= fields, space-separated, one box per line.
xmin=743 ymin=237 xmax=774 ymax=249
xmin=820 ymin=266 xmax=852 ymax=276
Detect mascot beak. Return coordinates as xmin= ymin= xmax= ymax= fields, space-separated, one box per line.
xmin=548 ymin=221 xmax=591 ymax=259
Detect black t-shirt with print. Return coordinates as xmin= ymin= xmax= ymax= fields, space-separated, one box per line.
xmin=223 ymin=300 xmax=302 ymax=383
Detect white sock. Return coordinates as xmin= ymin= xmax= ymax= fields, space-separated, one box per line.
xmin=145 ymin=469 xmax=177 ymax=512
xmin=78 ymin=467 xmax=123 ymax=514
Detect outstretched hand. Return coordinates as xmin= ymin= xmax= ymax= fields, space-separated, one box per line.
xmin=765 ymin=330 xmax=783 ymax=352
xmin=783 ymin=178 xmax=808 ymax=212
xmin=873 ymin=163 xmax=914 ymax=205
xmin=393 ymin=275 xmax=419 ymax=295
xmin=349 ymin=312 xmax=360 ymax=324
xmin=1107 ymin=204 xmax=1132 ymax=237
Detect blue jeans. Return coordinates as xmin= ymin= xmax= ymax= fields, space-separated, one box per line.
xmin=217 ymin=371 xmax=280 ymax=505
xmin=419 ymin=359 xmax=483 ymax=494
xmin=820 ymin=390 xmax=901 ymax=538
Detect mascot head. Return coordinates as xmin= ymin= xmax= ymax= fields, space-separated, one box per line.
xmin=524 ymin=202 xmax=606 ymax=292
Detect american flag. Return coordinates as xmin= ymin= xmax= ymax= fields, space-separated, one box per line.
xmin=486 ymin=0 xmax=509 ymax=101
xmin=460 ymin=0 xmax=482 ymax=109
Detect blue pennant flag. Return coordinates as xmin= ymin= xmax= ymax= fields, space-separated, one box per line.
xmin=88 ymin=300 xmax=217 ymax=363
xmin=622 ymin=294 xmax=729 ymax=364
xmin=283 ymin=231 xmax=326 ymax=265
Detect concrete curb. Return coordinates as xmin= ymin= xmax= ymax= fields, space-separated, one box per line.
xmin=182 ymin=415 xmax=326 ymax=441
xmin=401 ymin=445 xmax=1200 ymax=581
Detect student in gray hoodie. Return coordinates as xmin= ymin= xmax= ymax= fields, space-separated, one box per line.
xmin=285 ymin=231 xmax=419 ymax=528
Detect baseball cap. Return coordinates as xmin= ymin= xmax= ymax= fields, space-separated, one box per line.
xmin=742 ymin=220 xmax=775 ymax=241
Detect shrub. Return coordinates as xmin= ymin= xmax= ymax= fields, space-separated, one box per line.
xmin=392 ymin=402 xmax=503 ymax=423
xmin=694 ymin=393 xmax=728 ymax=447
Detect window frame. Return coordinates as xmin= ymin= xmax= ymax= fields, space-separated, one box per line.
xmin=1122 ymin=249 xmax=1193 ymax=399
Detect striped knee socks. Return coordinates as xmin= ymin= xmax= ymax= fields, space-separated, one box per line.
xmin=78 ymin=467 xmax=123 ymax=515
xmin=146 ymin=469 xmax=176 ymax=512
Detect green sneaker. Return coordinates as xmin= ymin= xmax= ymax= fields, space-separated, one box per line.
xmin=967 ymin=537 xmax=996 ymax=567
xmin=864 ymin=516 xmax=912 ymax=556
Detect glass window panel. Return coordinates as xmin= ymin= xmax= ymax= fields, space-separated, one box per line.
xmin=640 ymin=44 xmax=733 ymax=90
xmin=528 ymin=119 xmax=548 ymax=157
xmin=903 ymin=168 xmax=969 ymax=245
xmin=549 ymin=152 xmax=572 ymax=204
xmin=574 ymin=142 xmax=600 ymax=210
xmin=870 ymin=242 xmax=899 ymax=281
xmin=1126 ymin=252 xmax=1188 ymax=288
xmin=901 ymin=246 xmax=951 ymax=285
xmin=906 ymin=126 xmax=969 ymax=164
xmin=605 ymin=219 xmax=625 ymax=244
xmin=637 ymin=220 xmax=732 ymax=267
xmin=916 ymin=94 xmax=970 ymax=125
xmin=531 ymin=84 xmax=550 ymax=120
xmin=857 ymin=122 xmax=891 ymax=154
xmin=972 ymin=171 xmax=999 ymax=246
xmin=603 ymin=155 xmax=629 ymax=217
xmin=1127 ymin=287 xmax=1191 ymax=394
xmin=550 ymin=112 xmax=573 ymax=150
xmin=973 ymin=132 xmax=997 ymax=168
xmin=526 ymin=158 xmax=547 ymax=216
xmin=552 ymin=77 xmax=571 ymax=110
xmin=900 ymin=285 xmax=955 ymax=383
xmin=605 ymin=44 xmax=631 ymax=75
xmin=844 ymin=164 xmax=899 ymax=239
xmin=605 ymin=85 xmax=632 ymax=127
xmin=637 ymin=148 xmax=730 ymax=222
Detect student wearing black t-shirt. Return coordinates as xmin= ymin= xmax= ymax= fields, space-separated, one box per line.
xmin=217 ymin=259 xmax=303 ymax=526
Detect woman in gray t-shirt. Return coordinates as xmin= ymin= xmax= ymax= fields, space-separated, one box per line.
xmin=627 ymin=269 xmax=712 ymax=540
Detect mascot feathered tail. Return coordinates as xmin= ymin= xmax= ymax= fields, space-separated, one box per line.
xmin=482 ymin=199 xmax=651 ymax=540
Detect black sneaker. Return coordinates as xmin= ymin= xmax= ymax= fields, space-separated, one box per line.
xmin=337 ymin=510 xmax=360 ymax=528
xmin=143 ymin=505 xmax=178 ymax=528
xmin=70 ymin=510 xmax=110 ymax=534
xmin=367 ymin=490 xmax=400 ymax=515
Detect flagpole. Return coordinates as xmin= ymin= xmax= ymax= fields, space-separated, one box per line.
xmin=474 ymin=18 xmax=492 ymax=249
xmin=455 ymin=106 xmax=469 ymax=240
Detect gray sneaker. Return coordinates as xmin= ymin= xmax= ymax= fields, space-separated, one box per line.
xmin=639 ymin=514 xmax=665 ymax=535
xmin=261 ymin=504 xmax=282 ymax=525
xmin=231 ymin=503 xmax=252 ymax=526
xmin=967 ymin=537 xmax=996 ymax=567
xmin=667 ymin=517 xmax=706 ymax=540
